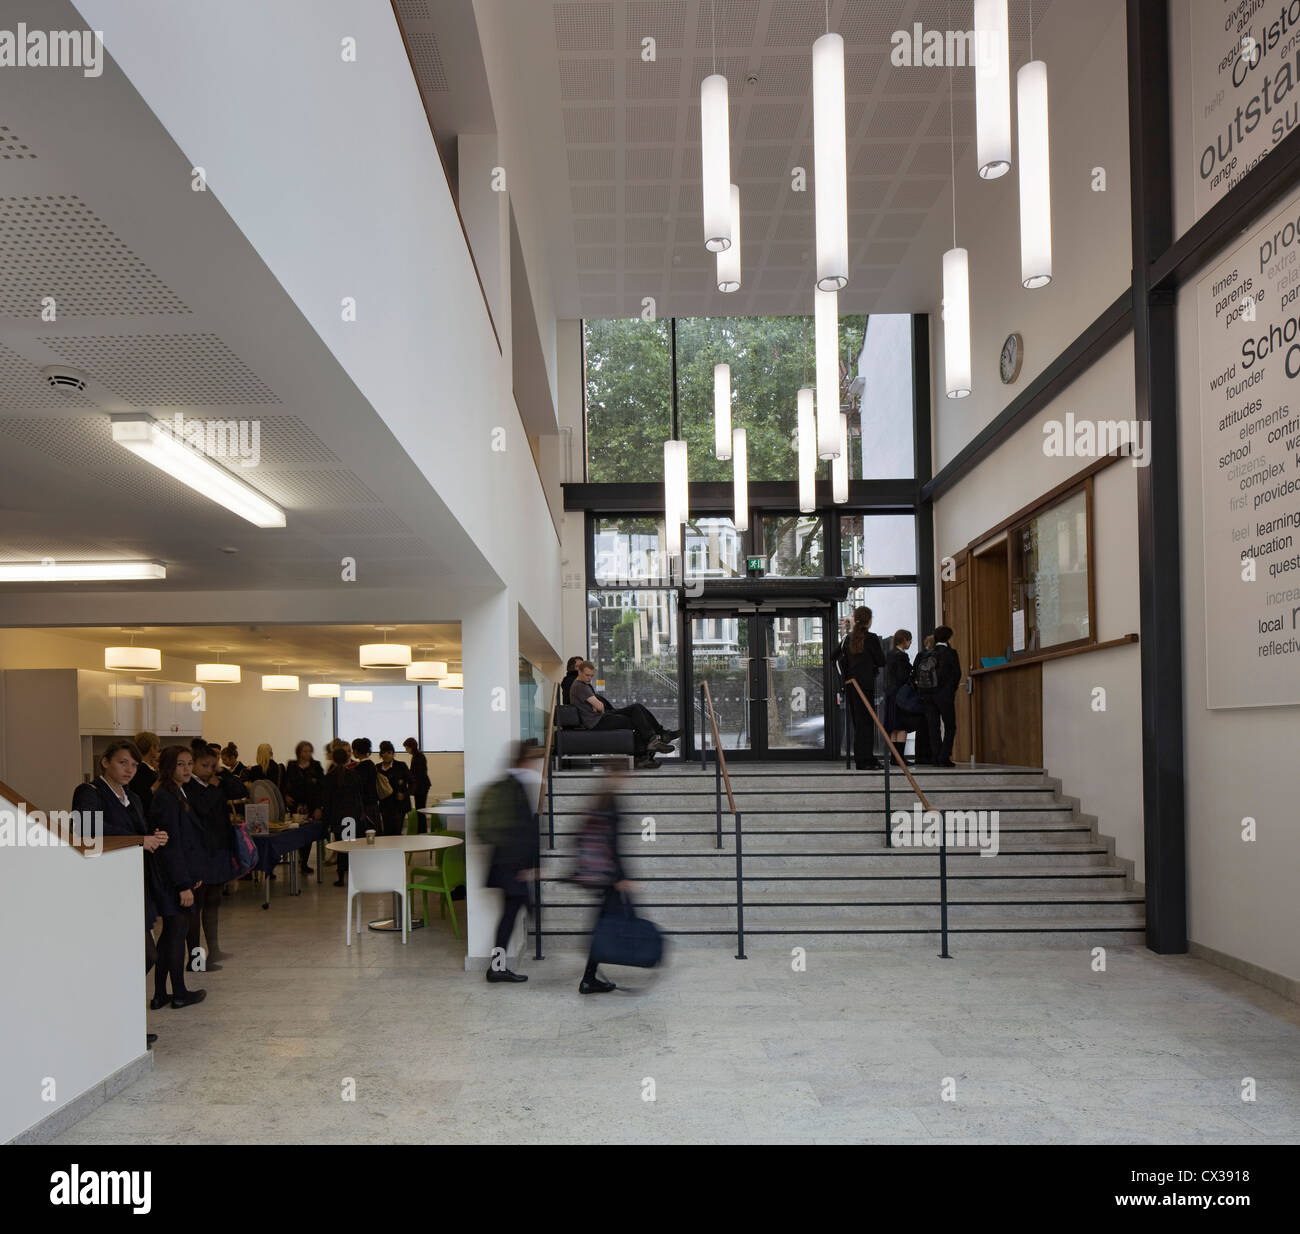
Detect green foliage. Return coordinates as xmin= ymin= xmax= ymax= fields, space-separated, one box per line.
xmin=611 ymin=609 xmax=638 ymax=665
xmin=584 ymin=315 xmax=866 ymax=484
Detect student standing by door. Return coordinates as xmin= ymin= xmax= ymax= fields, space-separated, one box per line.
xmin=834 ymin=606 xmax=886 ymax=771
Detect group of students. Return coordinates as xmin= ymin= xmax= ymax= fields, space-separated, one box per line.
xmin=834 ymin=605 xmax=963 ymax=769
xmin=74 ymin=729 xmax=434 ymax=1050
xmin=559 ymin=656 xmax=680 ymax=768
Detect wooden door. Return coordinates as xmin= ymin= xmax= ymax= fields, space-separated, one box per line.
xmin=941 ymin=552 xmax=972 ymax=763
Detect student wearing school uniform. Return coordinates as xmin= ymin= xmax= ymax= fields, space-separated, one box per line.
xmin=129 ymin=731 xmax=160 ymax=810
xmin=834 ymin=606 xmax=887 ymax=771
xmin=253 ymin=743 xmax=283 ymax=791
xmin=323 ymin=744 xmax=365 ymax=885
xmin=148 ymin=746 xmax=208 ymax=1009
xmin=402 ymin=737 xmax=431 ymax=819
xmin=350 ymin=737 xmax=381 ymax=834
xmin=914 ymin=625 xmax=964 ymax=768
xmin=284 ymin=741 xmax=325 ymax=874
xmin=376 ymin=740 xmax=411 ymax=836
xmin=73 ymin=740 xmax=170 ymax=1047
xmin=185 ymin=747 xmax=234 ymax=971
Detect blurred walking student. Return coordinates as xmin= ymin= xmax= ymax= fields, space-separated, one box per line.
xmin=573 ymin=766 xmax=637 ymax=995
xmin=913 ymin=625 xmax=963 ymax=767
xmin=148 ymin=745 xmax=207 ymax=1009
xmin=834 ymin=606 xmax=887 ymax=771
xmin=480 ymin=740 xmax=545 ymax=984
xmin=73 ymin=740 xmax=169 ymax=1048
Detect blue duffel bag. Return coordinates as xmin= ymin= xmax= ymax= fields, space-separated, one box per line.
xmin=590 ymin=893 xmax=664 ymax=968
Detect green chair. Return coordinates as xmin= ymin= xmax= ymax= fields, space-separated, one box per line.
xmin=403 ymin=808 xmax=420 ymax=835
xmin=451 ymin=791 xmax=465 ymax=799
xmin=407 ymin=828 xmax=466 ymax=937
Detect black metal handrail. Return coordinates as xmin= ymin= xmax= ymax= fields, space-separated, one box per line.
xmin=698 ymin=680 xmax=745 ymax=959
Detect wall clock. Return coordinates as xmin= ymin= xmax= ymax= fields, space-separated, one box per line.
xmin=1000 ymin=333 xmax=1023 ymax=384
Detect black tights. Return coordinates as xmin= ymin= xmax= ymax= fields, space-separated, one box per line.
xmin=154 ymin=914 xmax=191 ymax=1002
xmin=186 ymin=883 xmax=224 ymax=965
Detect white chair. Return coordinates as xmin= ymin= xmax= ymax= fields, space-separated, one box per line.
xmin=344 ymin=846 xmax=409 ymax=945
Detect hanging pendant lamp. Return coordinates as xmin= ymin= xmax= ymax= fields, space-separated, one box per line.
xmin=943 ymin=28 xmax=972 ymax=399
xmin=714 ymin=362 xmax=732 ymax=460
xmin=700 ymin=3 xmax=731 ymax=252
xmin=832 ymin=413 xmax=849 ymax=504
xmin=717 ymin=184 xmax=742 ymax=292
xmin=974 ymin=0 xmax=1012 ymax=179
xmin=813 ymin=14 xmax=848 ymax=291
xmin=815 ymin=288 xmax=841 ymax=458
xmin=732 ymin=428 xmax=748 ymax=532
xmin=1017 ymin=10 xmax=1052 ymax=289
xmin=105 ymin=632 xmax=161 ymax=672
xmin=664 ymin=439 xmax=689 ymax=557
xmin=797 ymin=387 xmax=816 ymax=514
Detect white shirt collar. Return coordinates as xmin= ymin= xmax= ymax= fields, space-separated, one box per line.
xmin=99 ymin=775 xmax=129 ymax=806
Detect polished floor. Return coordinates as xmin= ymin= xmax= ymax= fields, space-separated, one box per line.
xmin=51 ymin=869 xmax=1300 ymax=1145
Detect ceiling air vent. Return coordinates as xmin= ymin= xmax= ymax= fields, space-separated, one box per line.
xmin=40 ymin=365 xmax=90 ymax=393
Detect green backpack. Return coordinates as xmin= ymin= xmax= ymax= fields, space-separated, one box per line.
xmin=473 ymin=777 xmax=515 ymax=848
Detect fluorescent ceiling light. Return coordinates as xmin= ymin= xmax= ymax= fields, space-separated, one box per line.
xmin=308 ymin=683 xmax=340 ymax=698
xmin=105 ymin=646 xmax=161 ymax=672
xmin=262 ymin=674 xmax=300 ymax=692
xmin=406 ymin=660 xmax=449 ymax=681
xmin=0 ymin=560 xmax=166 ymax=583
xmin=813 ymin=31 xmax=849 ymax=291
xmin=110 ymin=415 xmax=285 ymax=529
xmin=195 ymin=663 xmax=241 ymax=684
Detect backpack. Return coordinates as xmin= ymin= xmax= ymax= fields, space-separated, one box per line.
xmin=913 ymin=648 xmax=941 ymax=693
xmin=574 ymin=810 xmax=617 ymax=888
xmin=474 ymin=778 xmax=515 ymax=848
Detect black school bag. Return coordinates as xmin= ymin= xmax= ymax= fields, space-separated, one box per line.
xmin=913 ymin=648 xmax=941 ymax=693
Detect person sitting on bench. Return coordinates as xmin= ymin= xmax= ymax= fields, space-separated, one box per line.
xmin=563 ymin=655 xmax=681 ymax=745
xmin=570 ymin=661 xmax=675 ymax=768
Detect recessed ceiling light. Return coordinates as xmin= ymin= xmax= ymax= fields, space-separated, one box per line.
xmin=0 ymin=560 xmax=165 ymax=583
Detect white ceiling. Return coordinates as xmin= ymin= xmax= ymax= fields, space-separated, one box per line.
xmin=31 ymin=623 xmax=463 ymax=681
xmin=0 ymin=0 xmax=498 ymax=608
xmin=488 ymin=0 xmax=1052 ymax=320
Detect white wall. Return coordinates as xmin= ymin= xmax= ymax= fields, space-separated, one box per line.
xmin=934 ymin=338 xmax=1145 ymax=881
xmin=557 ymin=319 xmax=591 ymax=658
xmin=199 ymin=680 xmax=333 ymax=772
xmin=0 ymin=791 xmax=144 ymax=1141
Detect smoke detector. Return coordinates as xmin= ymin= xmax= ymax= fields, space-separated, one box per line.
xmin=40 ymin=364 xmax=91 ymax=393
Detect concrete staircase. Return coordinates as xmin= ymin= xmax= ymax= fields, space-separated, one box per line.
xmin=534 ymin=762 xmax=1145 ymax=949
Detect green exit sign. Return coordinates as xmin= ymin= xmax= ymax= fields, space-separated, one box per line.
xmin=746 ymin=556 xmax=766 ymax=575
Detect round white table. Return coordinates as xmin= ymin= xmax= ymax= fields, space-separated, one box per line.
xmin=326 ymin=834 xmax=463 ymax=936
xmin=418 ymin=799 xmax=466 ymax=817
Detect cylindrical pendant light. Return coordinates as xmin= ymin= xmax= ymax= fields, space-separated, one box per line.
xmin=943 ymin=247 xmax=972 ymax=399
xmin=714 ymin=363 xmax=732 ymax=460
xmin=104 ymin=646 xmax=161 ymax=672
xmin=1017 ymin=58 xmax=1052 ymax=288
xmin=308 ymin=683 xmax=340 ymax=698
xmin=700 ymin=73 xmax=732 ymax=252
xmin=832 ymin=413 xmax=849 ymax=504
xmin=974 ymin=0 xmax=1011 ymax=179
xmin=406 ymin=660 xmax=449 ymax=682
xmin=358 ymin=640 xmax=412 ymax=668
xmin=343 ymin=687 xmax=372 ymax=702
xmin=262 ymin=674 xmax=300 ymax=692
xmin=664 ymin=439 xmax=689 ymax=557
xmin=732 ymin=428 xmax=748 ymax=532
xmin=195 ymin=663 xmax=241 ymax=684
xmin=815 ymin=288 xmax=841 ymax=458
xmin=439 ymin=673 xmax=464 ymax=691
xmin=813 ymin=31 xmax=849 ymax=290
xmin=797 ymin=387 xmax=816 ymax=514
xmin=716 ymin=184 xmax=742 ymax=292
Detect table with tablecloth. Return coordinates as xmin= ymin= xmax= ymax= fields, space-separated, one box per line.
xmin=249 ymin=821 xmax=326 ymax=908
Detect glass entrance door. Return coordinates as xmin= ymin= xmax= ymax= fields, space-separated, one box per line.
xmin=688 ymin=610 xmax=830 ymax=759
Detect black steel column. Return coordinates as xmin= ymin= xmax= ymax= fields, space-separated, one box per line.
xmin=1127 ymin=0 xmax=1187 ymax=954
xmin=913 ymin=315 xmax=936 ymax=638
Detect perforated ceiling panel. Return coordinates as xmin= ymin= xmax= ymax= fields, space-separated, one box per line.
xmin=394 ymin=0 xmax=431 ymax=20
xmin=0 ymin=124 xmax=35 ymax=159
xmin=0 ymin=196 xmax=190 ymax=319
xmin=0 ymin=342 xmax=95 ymax=410
xmin=543 ymin=0 xmax=1051 ymax=318
xmin=0 ymin=413 xmax=119 ymax=467
xmin=39 ymin=332 xmax=280 ymax=405
xmin=253 ymin=470 xmax=380 ymax=508
xmin=408 ymin=32 xmax=449 ymax=91
xmin=0 ymin=533 xmax=120 ymax=560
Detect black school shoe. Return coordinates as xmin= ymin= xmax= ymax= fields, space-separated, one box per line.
xmin=485 ymin=969 xmax=528 ymax=983
xmin=170 ymin=989 xmax=206 ymax=1009
xmin=660 ymin=728 xmax=681 ymax=740
xmin=579 ymin=976 xmax=617 ymax=994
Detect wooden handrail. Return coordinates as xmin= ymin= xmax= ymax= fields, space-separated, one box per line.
xmin=537 ymin=680 xmax=560 ymax=814
xmin=0 ymin=776 xmax=145 ymax=856
xmin=700 ymin=680 xmax=737 ymax=815
xmin=846 ymin=679 xmax=935 ymax=814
